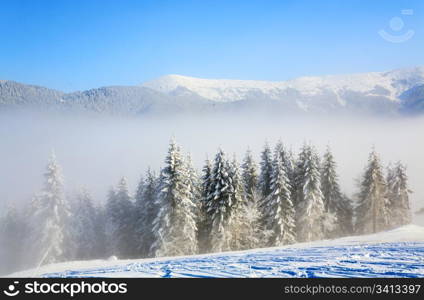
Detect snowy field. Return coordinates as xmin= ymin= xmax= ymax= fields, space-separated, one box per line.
xmin=9 ymin=225 xmax=424 ymax=278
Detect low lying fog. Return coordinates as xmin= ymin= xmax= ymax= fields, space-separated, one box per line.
xmin=1 ymin=111 xmax=423 ymax=224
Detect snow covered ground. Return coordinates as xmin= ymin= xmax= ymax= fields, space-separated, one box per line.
xmin=10 ymin=225 xmax=424 ymax=278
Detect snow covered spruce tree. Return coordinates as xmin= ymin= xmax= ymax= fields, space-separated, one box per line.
xmin=355 ymin=150 xmax=389 ymax=234
xmin=151 ymin=140 xmax=198 ymax=257
xmin=207 ymin=149 xmax=236 ymax=252
xmin=186 ymin=153 xmax=202 ymax=234
xmin=295 ymin=145 xmax=326 ymax=242
xmin=106 ymin=177 xmax=137 ymax=258
xmin=274 ymin=141 xmax=297 ymax=202
xmin=321 ymin=146 xmax=353 ymax=237
xmin=187 ymin=154 xmax=202 ymax=205
xmin=92 ymin=203 xmax=108 ymax=259
xmin=228 ymin=156 xmax=257 ymax=251
xmin=386 ymin=162 xmax=411 ymax=228
xmin=71 ymin=187 xmax=101 ymax=260
xmin=293 ymin=144 xmax=308 ymax=208
xmin=135 ymin=169 xmax=158 ymax=257
xmin=258 ymin=142 xmax=273 ymax=226
xmin=259 ymin=142 xmax=273 ymax=199
xmin=134 ymin=174 xmax=145 ymax=216
xmin=105 ymin=187 xmax=118 ymax=256
xmin=242 ymin=149 xmax=259 ymax=203
xmin=262 ymin=148 xmax=296 ymax=246
xmin=134 ymin=174 xmax=146 ymax=256
xmin=282 ymin=149 xmax=296 ymax=190
xmin=236 ymin=151 xmax=263 ymax=249
xmin=234 ymin=199 xmax=263 ymax=250
xmin=198 ymin=158 xmax=213 ymax=253
xmin=275 ymin=141 xmax=294 ymax=175
xmin=26 ymin=153 xmax=72 ymax=267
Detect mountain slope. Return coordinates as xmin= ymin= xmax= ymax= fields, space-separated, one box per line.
xmin=62 ymin=85 xmax=214 ymax=116
xmin=10 ymin=225 xmax=424 ymax=278
xmin=0 ymin=83 xmax=214 ymax=116
xmin=400 ymin=84 xmax=424 ymax=114
xmin=1 ymin=66 xmax=424 ymax=116
xmin=0 ymin=80 xmax=64 ymax=108
xmin=142 ymin=67 xmax=424 ymax=103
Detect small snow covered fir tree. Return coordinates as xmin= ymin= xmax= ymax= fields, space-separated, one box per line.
xmin=386 ymin=162 xmax=411 ymax=228
xmin=151 ymin=140 xmax=198 ymax=257
xmin=295 ymin=145 xmax=325 ymax=242
xmin=235 ymin=200 xmax=264 ymax=250
xmin=355 ymin=150 xmax=389 ymax=234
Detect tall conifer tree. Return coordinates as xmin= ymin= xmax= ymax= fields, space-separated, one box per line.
xmin=295 ymin=145 xmax=325 ymax=242
xmin=151 ymin=140 xmax=198 ymax=257
xmin=355 ymin=150 xmax=389 ymax=234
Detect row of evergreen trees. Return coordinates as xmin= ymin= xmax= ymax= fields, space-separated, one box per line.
xmin=0 ymin=140 xmax=411 ymax=275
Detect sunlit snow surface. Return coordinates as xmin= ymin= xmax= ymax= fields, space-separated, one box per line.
xmin=11 ymin=225 xmax=424 ymax=278
xmin=40 ymin=243 xmax=423 ymax=278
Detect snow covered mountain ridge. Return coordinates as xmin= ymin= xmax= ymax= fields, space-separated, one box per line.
xmin=142 ymin=66 xmax=424 ymax=102
xmin=1 ymin=66 xmax=424 ymax=116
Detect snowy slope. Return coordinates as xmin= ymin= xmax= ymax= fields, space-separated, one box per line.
xmin=10 ymin=225 xmax=424 ymax=278
xmin=142 ymin=67 xmax=424 ymax=103
xmin=0 ymin=80 xmax=64 ymax=108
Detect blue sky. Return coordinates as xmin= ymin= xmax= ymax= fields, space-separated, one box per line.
xmin=0 ymin=0 xmax=423 ymax=91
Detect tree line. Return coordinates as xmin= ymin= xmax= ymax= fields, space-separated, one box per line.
xmin=0 ymin=139 xmax=411 ymax=275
